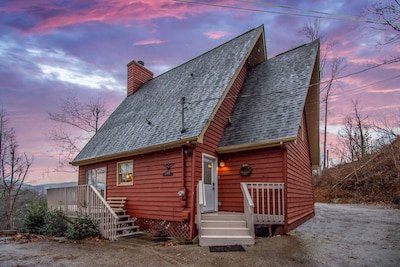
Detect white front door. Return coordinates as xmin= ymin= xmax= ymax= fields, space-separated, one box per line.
xmin=202 ymin=154 xmax=217 ymax=213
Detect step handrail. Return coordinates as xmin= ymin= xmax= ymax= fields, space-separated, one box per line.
xmin=240 ymin=182 xmax=255 ymax=238
xmin=47 ymin=185 xmax=120 ymax=240
xmin=196 ymin=180 xmax=206 ymax=232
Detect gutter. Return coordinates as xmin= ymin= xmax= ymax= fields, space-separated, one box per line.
xmin=216 ymin=136 xmax=296 ymax=154
xmin=70 ymin=136 xmax=198 ymax=166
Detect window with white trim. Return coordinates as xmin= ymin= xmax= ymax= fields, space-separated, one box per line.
xmin=86 ymin=167 xmax=106 ymax=196
xmin=117 ymin=161 xmax=133 ymax=186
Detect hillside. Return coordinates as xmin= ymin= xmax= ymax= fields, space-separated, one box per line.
xmin=314 ymin=137 xmax=400 ymax=206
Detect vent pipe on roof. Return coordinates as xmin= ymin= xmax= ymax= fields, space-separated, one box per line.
xmin=126 ymin=60 xmax=153 ymax=96
xmin=181 ymin=97 xmax=186 ymax=133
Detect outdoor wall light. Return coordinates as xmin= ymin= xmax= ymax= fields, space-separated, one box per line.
xmin=219 ymin=160 xmax=225 ymax=167
xmin=184 ymin=147 xmax=192 ymax=157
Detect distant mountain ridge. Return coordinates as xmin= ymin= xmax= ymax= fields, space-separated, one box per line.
xmin=23 ymin=181 xmax=78 ymax=195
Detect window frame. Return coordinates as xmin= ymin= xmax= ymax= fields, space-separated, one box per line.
xmin=86 ymin=166 xmax=107 ymax=196
xmin=116 ymin=160 xmax=134 ymax=186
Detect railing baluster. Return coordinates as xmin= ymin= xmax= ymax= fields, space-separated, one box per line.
xmin=47 ymin=185 xmax=119 ymax=240
xmin=241 ymin=183 xmax=284 ymax=225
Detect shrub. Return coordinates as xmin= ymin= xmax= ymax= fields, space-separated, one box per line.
xmin=43 ymin=209 xmax=69 ymax=237
xmin=22 ymin=201 xmax=48 ymax=234
xmin=21 ymin=202 xmax=68 ymax=236
xmin=65 ymin=216 xmax=99 ymax=240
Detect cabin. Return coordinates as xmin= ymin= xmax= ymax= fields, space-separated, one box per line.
xmin=47 ymin=25 xmax=320 ymax=246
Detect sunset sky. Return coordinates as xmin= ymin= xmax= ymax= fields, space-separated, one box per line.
xmin=1 ymin=0 xmax=399 ymax=184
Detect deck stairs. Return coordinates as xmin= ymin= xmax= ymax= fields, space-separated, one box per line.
xmin=106 ymin=197 xmax=141 ymax=239
xmin=198 ymin=212 xmax=255 ymax=246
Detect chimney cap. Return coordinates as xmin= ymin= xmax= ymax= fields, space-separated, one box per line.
xmin=138 ymin=60 xmax=144 ymax=66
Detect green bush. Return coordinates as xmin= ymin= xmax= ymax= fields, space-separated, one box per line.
xmin=22 ymin=201 xmax=48 ymax=234
xmin=65 ymin=216 xmax=99 ymax=240
xmin=43 ymin=209 xmax=69 ymax=237
xmin=21 ymin=202 xmax=68 ymax=236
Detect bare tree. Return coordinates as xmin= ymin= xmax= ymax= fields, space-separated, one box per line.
xmin=364 ymin=0 xmax=400 ymax=45
xmin=301 ymin=18 xmax=322 ymax=42
xmin=321 ymin=58 xmax=345 ymax=169
xmin=301 ymin=18 xmax=345 ymax=170
xmin=337 ymin=100 xmax=372 ymax=162
xmin=0 ymin=111 xmax=33 ymax=229
xmin=362 ymin=0 xmax=400 ymax=61
xmin=373 ymin=110 xmax=400 ymax=170
xmin=48 ymin=95 xmax=107 ymax=169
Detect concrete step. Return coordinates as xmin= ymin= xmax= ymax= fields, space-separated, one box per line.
xmin=201 ymin=220 xmax=247 ymax=228
xmin=198 ymin=212 xmax=255 ymax=246
xmin=201 ymin=212 xmax=245 ymax=221
xmin=201 ymin=227 xmax=250 ymax=236
xmin=199 ymin=235 xmax=255 ymax=246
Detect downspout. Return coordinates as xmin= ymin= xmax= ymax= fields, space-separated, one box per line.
xmin=180 ymin=146 xmax=187 ymax=207
xmin=181 ymin=146 xmax=185 ymax=188
xmin=283 ymin=146 xmax=289 ymax=233
xmin=189 ymin=147 xmax=196 ymax=239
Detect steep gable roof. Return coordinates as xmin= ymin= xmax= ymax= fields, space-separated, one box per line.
xmin=72 ymin=25 xmax=265 ymax=165
xmin=217 ymin=40 xmax=320 ymax=153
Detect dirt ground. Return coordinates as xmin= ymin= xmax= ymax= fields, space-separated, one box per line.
xmin=1 ymin=203 xmax=399 ymax=267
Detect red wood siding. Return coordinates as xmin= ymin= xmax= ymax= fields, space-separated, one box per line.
xmin=285 ymin=112 xmax=314 ymax=229
xmin=217 ymin=147 xmax=284 ymax=212
xmin=79 ymin=148 xmax=192 ymax=222
xmin=194 ymin=63 xmax=250 ymax=206
xmin=198 ymin=63 xmax=249 ymax=156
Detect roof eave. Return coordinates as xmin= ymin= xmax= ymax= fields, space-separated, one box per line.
xmin=70 ymin=136 xmax=198 ymax=166
xmin=216 ymin=136 xmax=296 ymax=154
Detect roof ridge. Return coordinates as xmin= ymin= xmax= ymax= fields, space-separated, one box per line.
xmin=153 ymin=25 xmax=264 ymax=79
xmin=272 ymin=38 xmax=319 ymax=59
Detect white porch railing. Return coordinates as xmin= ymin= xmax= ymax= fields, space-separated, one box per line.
xmin=240 ymin=182 xmax=255 ymax=237
xmin=196 ymin=181 xmax=206 ymax=229
xmin=243 ymin=182 xmax=285 ymax=224
xmin=47 ymin=185 xmax=120 ymax=240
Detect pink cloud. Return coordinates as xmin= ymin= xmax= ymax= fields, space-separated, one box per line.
xmin=133 ymin=39 xmax=168 ymax=46
xmin=1 ymin=0 xmax=213 ymax=34
xmin=203 ymin=31 xmax=231 ymax=39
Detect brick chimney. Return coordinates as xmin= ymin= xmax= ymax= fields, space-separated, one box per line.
xmin=127 ymin=60 xmax=153 ymax=96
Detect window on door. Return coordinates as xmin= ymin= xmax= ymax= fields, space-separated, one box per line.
xmin=203 ymin=161 xmax=212 ymax=185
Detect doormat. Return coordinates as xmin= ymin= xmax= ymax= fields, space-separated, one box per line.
xmin=209 ymin=245 xmax=245 ymax=253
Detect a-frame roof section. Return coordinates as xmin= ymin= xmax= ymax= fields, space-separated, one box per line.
xmin=217 ymin=39 xmax=320 ymax=153
xmin=72 ymin=25 xmax=265 ymax=165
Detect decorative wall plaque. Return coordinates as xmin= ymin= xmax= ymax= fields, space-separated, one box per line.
xmin=162 ymin=163 xmax=174 ymax=176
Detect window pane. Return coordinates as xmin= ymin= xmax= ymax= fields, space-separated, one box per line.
xmin=203 ymin=161 xmax=212 ymax=185
xmin=118 ymin=161 xmax=133 ymax=184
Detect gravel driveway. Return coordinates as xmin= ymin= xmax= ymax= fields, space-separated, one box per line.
xmin=1 ymin=203 xmax=399 ymax=267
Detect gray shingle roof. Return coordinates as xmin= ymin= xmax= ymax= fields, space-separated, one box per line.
xmin=72 ymin=26 xmax=264 ymax=164
xmin=218 ymin=40 xmax=319 ymax=150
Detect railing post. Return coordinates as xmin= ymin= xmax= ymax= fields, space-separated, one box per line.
xmin=240 ymin=182 xmax=255 ymax=238
xmin=64 ymin=187 xmax=67 ymax=213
